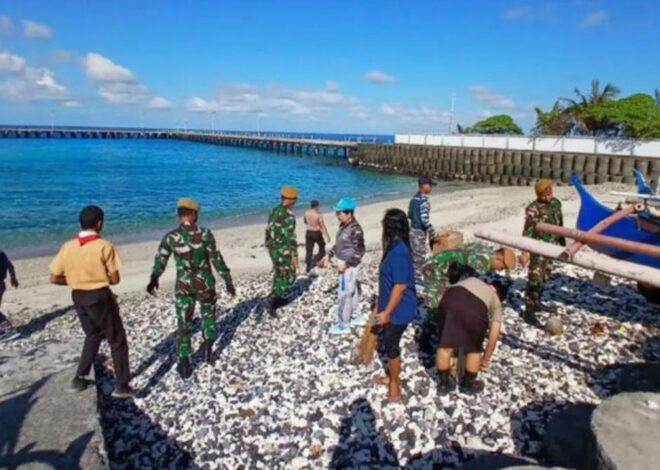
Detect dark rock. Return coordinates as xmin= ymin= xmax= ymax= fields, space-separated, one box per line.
xmin=543 ymin=403 xmax=596 ymax=469
xmin=616 ymin=363 xmax=660 ymax=393
xmin=459 ymin=454 xmax=538 ymax=470
xmin=308 ymin=408 xmax=323 ymax=422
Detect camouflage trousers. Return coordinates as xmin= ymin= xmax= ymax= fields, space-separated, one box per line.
xmin=410 ymin=228 xmax=429 ymax=286
xmin=175 ymin=290 xmax=217 ymax=358
xmin=526 ymin=255 xmax=553 ymax=310
xmin=269 ymin=251 xmax=296 ymax=297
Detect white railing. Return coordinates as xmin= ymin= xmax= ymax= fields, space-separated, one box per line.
xmin=394 ymin=134 xmax=660 ymax=158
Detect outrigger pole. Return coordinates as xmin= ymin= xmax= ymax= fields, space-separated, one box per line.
xmin=473 ymin=227 xmax=660 ymax=288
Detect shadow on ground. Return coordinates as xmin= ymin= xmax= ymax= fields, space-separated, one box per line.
xmin=0 ymin=376 xmax=95 ymax=469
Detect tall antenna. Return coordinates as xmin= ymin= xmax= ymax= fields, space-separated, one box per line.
xmin=448 ymin=93 xmax=456 ymax=134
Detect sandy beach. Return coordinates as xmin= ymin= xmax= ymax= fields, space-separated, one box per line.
xmin=2 ymin=182 xmax=624 ymax=318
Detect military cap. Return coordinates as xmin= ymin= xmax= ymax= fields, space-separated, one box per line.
xmin=280 ymin=186 xmax=299 ymax=199
xmin=177 ymin=197 xmax=200 ymax=211
xmin=534 ymin=178 xmax=553 ymax=195
xmin=418 ymin=176 xmax=437 ymax=186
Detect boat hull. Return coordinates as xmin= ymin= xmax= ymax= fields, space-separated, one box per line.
xmin=572 ymin=173 xmax=660 ymax=269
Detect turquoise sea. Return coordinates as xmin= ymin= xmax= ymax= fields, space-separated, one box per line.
xmin=0 ymin=138 xmax=427 ymax=257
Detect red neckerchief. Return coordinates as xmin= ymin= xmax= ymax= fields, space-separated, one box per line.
xmin=77 ymin=233 xmax=100 ymax=246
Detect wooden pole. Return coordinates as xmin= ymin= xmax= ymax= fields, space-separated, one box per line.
xmin=560 ymin=204 xmax=640 ymax=259
xmin=536 ymin=222 xmax=660 ymax=258
xmin=474 ymin=228 xmax=660 ymax=288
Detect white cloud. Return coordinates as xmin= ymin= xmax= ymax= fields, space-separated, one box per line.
xmin=469 ymin=85 xmax=516 ymax=109
xmin=0 ymin=51 xmax=26 ymax=72
xmin=83 ymin=52 xmax=135 ymax=82
xmin=98 ymin=81 xmax=149 ymax=104
xmin=325 ymin=80 xmax=340 ymax=92
xmin=0 ymin=15 xmax=13 ymax=34
xmin=347 ymin=96 xmax=369 ymax=119
xmin=0 ymin=51 xmax=68 ymax=102
xmin=22 ymin=19 xmax=53 ymax=39
xmin=51 ymin=49 xmax=77 ymax=64
xmin=503 ymin=6 xmax=532 ymax=20
xmin=380 ymin=103 xmax=449 ymax=123
xmin=81 ymin=52 xmax=170 ymax=109
xmin=185 ymin=82 xmax=347 ymax=118
xmin=64 ymin=100 xmax=81 ymax=108
xmin=147 ymin=96 xmax=172 ymax=109
xmin=364 ymin=70 xmax=397 ymax=84
xmin=579 ymin=10 xmax=608 ymax=28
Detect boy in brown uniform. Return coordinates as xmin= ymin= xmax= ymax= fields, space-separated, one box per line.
xmin=49 ymin=205 xmax=133 ymax=398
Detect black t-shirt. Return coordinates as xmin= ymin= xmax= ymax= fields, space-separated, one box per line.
xmin=0 ymin=251 xmax=12 ymax=282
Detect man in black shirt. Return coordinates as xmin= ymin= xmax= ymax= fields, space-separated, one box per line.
xmin=0 ymin=250 xmax=20 ymax=341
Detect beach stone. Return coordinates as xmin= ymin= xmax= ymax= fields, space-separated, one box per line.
xmin=592 ymin=392 xmax=660 ymax=470
xmin=546 ymin=316 xmax=564 ymax=336
xmin=616 ymin=363 xmax=660 ymax=393
xmin=543 ymin=403 xmax=596 ymax=469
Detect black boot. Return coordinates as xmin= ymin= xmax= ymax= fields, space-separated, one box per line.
xmin=437 ymin=370 xmax=456 ymax=395
xmin=523 ymin=303 xmax=541 ymax=326
xmin=201 ymin=340 xmax=213 ymax=364
xmin=263 ymin=294 xmax=279 ymax=318
xmin=459 ymin=371 xmax=484 ymax=395
xmin=177 ymin=357 xmax=192 ymax=379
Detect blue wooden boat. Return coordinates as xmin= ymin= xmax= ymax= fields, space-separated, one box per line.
xmin=572 ymin=173 xmax=660 ymax=269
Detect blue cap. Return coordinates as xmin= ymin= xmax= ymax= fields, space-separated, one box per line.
xmin=332 ymin=197 xmax=357 ymax=211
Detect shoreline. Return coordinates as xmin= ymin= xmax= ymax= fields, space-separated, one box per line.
xmin=1 ymin=182 xmax=627 ymax=318
xmin=5 ymin=179 xmax=476 ymax=261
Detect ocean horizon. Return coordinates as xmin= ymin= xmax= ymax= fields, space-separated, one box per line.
xmin=0 ymin=135 xmax=446 ymax=258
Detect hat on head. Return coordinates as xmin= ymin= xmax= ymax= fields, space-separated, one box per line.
xmin=332 ymin=197 xmax=357 ymax=211
xmin=177 ymin=197 xmax=200 ymax=211
xmin=418 ymin=176 xmax=437 ymax=186
xmin=280 ymin=186 xmax=299 ymax=199
xmin=502 ymin=247 xmax=516 ymax=269
xmin=534 ymin=178 xmax=553 ymax=195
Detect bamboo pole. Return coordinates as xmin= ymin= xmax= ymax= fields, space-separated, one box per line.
xmin=536 ymin=222 xmax=660 ymax=258
xmin=474 ymin=228 xmax=660 ymax=288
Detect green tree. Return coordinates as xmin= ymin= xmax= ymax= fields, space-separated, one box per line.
xmin=580 ymin=93 xmax=660 ymax=138
xmin=461 ymin=114 xmax=523 ymax=135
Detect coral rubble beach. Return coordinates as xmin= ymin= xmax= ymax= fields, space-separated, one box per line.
xmin=1 ymin=183 xmax=658 ymax=468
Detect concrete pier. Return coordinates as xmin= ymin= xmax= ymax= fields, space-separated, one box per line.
xmin=0 ymin=128 xmax=356 ymax=158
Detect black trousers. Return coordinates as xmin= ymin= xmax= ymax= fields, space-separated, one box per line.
xmin=72 ymin=287 xmax=130 ymax=388
xmin=305 ymin=230 xmax=326 ymax=271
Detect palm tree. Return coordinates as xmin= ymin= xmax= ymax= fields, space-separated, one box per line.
xmin=573 ymin=79 xmax=621 ymax=105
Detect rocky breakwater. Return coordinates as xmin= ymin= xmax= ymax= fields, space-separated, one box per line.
xmin=351 ymin=144 xmax=660 ymax=187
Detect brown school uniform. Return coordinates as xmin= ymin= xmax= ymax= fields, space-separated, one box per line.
xmin=50 ymin=236 xmax=130 ymax=387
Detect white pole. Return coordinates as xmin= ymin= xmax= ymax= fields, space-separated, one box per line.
xmin=448 ymin=93 xmax=455 ymax=134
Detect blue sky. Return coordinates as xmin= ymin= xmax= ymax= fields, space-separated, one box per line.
xmin=0 ymin=0 xmax=658 ymax=134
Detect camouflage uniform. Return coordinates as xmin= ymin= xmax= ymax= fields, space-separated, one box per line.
xmin=151 ymin=223 xmax=231 ymax=358
xmin=422 ymin=242 xmax=493 ymax=310
xmin=265 ymin=204 xmax=297 ymax=296
xmin=523 ymin=198 xmax=565 ymax=312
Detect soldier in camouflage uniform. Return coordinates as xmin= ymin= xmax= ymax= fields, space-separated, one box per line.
xmin=520 ymin=179 xmax=565 ymax=325
xmin=147 ymin=198 xmax=235 ymax=379
xmin=422 ymin=242 xmax=515 ymax=311
xmin=263 ymin=186 xmax=299 ymax=317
